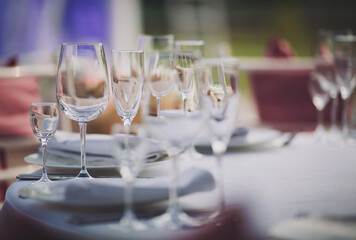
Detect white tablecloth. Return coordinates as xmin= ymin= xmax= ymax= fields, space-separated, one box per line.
xmin=1 ymin=132 xmax=356 ymax=239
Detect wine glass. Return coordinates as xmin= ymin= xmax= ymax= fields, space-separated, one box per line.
xmin=197 ymin=58 xmax=239 ymax=218
xmin=334 ymin=34 xmax=356 ymax=140
xmin=148 ymin=51 xmax=175 ymax=117
xmin=110 ymin=124 xmax=148 ymax=232
xmin=308 ymin=72 xmax=331 ymax=141
xmin=111 ymin=50 xmax=144 ymax=138
xmin=30 ymin=103 xmax=59 ymax=182
xmin=137 ymin=35 xmax=174 ymax=117
xmin=314 ymin=30 xmax=339 ymax=140
xmin=142 ymin=67 xmax=206 ymax=229
xmin=174 ymin=40 xmax=205 ymax=159
xmin=56 ymin=43 xmax=110 ymax=178
xmin=137 ymin=34 xmax=174 ymax=76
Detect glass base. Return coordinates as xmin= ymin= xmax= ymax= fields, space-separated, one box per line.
xmin=76 ymin=169 xmax=93 ymax=179
xmin=149 ymin=209 xmax=202 ymax=230
xmin=181 ymin=146 xmax=205 ymax=161
xmin=36 ymin=173 xmax=51 ymax=183
xmin=109 ymin=216 xmax=148 ymax=232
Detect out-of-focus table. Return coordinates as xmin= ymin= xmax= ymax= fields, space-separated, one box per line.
xmin=0 ymin=132 xmax=356 ymax=239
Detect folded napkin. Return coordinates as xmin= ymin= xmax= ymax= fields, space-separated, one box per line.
xmin=19 ymin=167 xmax=215 ymax=207
xmin=44 ymin=131 xmax=165 ymax=165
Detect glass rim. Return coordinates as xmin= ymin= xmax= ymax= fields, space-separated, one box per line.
xmin=61 ymin=42 xmax=103 ymax=46
xmin=138 ymin=34 xmax=174 ymax=40
xmin=111 ymin=50 xmax=144 ymax=53
xmin=31 ymin=102 xmax=58 ymax=106
xmin=175 ymin=40 xmax=204 ymax=46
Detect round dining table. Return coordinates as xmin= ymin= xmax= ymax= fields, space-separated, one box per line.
xmin=1 ymin=131 xmax=356 ymax=239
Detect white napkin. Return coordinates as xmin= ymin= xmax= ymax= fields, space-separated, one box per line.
xmin=19 ymin=167 xmax=215 ymax=207
xmin=45 ymin=131 xmax=165 ymax=164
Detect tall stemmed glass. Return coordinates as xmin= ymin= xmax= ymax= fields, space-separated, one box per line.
xmin=137 ymin=35 xmax=174 ymax=117
xmin=197 ymin=58 xmax=239 ymax=218
xmin=142 ymin=67 xmax=206 ymax=229
xmin=111 ymin=50 xmax=144 ymax=138
xmin=334 ymin=34 xmax=356 ymax=139
xmin=148 ymin=51 xmax=175 ymax=117
xmin=30 ymin=103 xmax=59 ymax=182
xmin=174 ymin=41 xmax=205 ymax=159
xmin=137 ymin=34 xmax=174 ymax=75
xmin=309 ymin=72 xmax=331 ymax=141
xmin=314 ymin=30 xmax=339 ymax=139
xmin=111 ymin=124 xmax=148 ymax=232
xmin=56 ymin=43 xmax=110 ymax=178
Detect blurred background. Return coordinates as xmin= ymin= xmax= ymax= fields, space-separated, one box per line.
xmin=1 ymin=0 xmax=356 ymax=136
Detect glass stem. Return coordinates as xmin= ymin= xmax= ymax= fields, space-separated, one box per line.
xmin=182 ymin=94 xmax=188 ymax=119
xmin=40 ymin=139 xmax=49 ymax=181
xmin=168 ymin=154 xmax=179 ymax=220
xmin=215 ymin=152 xmax=225 ymax=215
xmin=316 ymin=109 xmax=324 ymax=133
xmin=157 ymin=97 xmax=161 ymax=118
xmin=342 ymin=97 xmax=350 ymax=137
xmin=78 ymin=122 xmax=90 ymax=178
xmin=123 ymin=180 xmax=135 ymax=222
xmin=330 ymin=96 xmax=338 ymax=130
xmin=123 ymin=118 xmax=131 ymax=149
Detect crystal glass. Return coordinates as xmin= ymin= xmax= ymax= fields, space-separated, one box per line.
xmin=309 ymin=72 xmax=331 ymax=141
xmin=142 ymin=69 xmax=206 ymax=229
xmin=111 ymin=50 xmax=144 ymax=136
xmin=56 ymin=43 xmax=110 ymax=178
xmin=110 ymin=124 xmax=148 ymax=232
xmin=137 ymin=35 xmax=174 ymax=117
xmin=197 ymin=58 xmax=239 ymax=218
xmin=334 ymin=34 xmax=356 ymax=139
xmin=174 ymin=40 xmax=205 ymax=159
xmin=148 ymin=51 xmax=175 ymax=117
xmin=314 ymin=30 xmax=339 ymax=138
xmin=137 ymin=34 xmax=174 ymax=75
xmin=30 ymin=103 xmax=59 ymax=182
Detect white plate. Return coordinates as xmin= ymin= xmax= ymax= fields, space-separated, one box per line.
xmin=195 ymin=127 xmax=282 ymax=152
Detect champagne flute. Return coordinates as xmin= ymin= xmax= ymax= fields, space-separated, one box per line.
xmin=197 ymin=58 xmax=239 ymax=218
xmin=30 ymin=103 xmax=59 ymax=183
xmin=56 ymin=43 xmax=110 ymax=179
xmin=314 ymin=30 xmax=339 ymax=139
xmin=174 ymin=40 xmax=205 ymax=159
xmin=111 ymin=50 xmax=144 ymax=138
xmin=110 ymin=124 xmax=148 ymax=232
xmin=309 ymin=72 xmax=331 ymax=141
xmin=334 ymin=34 xmax=356 ymax=140
xmin=142 ymin=67 xmax=206 ymax=229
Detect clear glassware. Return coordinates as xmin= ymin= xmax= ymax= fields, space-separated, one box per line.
xmin=308 ymin=72 xmax=331 ymax=141
xmin=56 ymin=43 xmax=110 ymax=179
xmin=197 ymin=58 xmax=239 ymax=219
xmin=147 ymin=51 xmax=175 ymax=117
xmin=111 ymin=50 xmax=144 ymax=137
xmin=334 ymin=34 xmax=356 ymax=140
xmin=174 ymin=40 xmax=205 ymax=159
xmin=137 ymin=34 xmax=174 ymax=117
xmin=137 ymin=34 xmax=174 ymax=75
xmin=110 ymin=124 xmax=148 ymax=232
xmin=30 ymin=103 xmax=59 ymax=182
xmin=314 ymin=30 xmax=339 ymax=139
xmin=142 ymin=68 xmax=206 ymax=229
